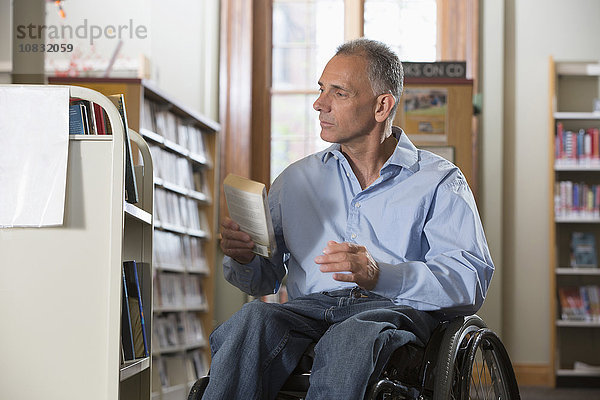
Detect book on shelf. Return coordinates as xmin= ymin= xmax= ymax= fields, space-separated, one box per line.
xmin=69 ymin=104 xmax=86 ymax=135
xmin=554 ymin=180 xmax=600 ymax=218
xmin=108 ymin=94 xmax=139 ymax=204
xmin=555 ymin=121 xmax=600 ymax=166
xmin=188 ymin=350 xmax=209 ymax=380
xmin=123 ymin=260 xmax=149 ymax=358
xmin=157 ymin=272 xmax=185 ymax=308
xmin=121 ymin=267 xmax=136 ymax=361
xmin=558 ymin=287 xmax=586 ymax=320
xmin=153 ymin=313 xmax=182 ymax=349
xmin=223 ymin=173 xmax=276 ymax=258
xmin=570 ymin=232 xmax=598 ymax=268
xmin=558 ymin=285 xmax=600 ymax=321
xmin=70 ymin=98 xmax=96 ymax=135
xmin=92 ymin=102 xmax=108 ymax=135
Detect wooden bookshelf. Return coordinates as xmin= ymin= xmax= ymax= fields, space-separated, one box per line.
xmin=0 ymin=85 xmax=154 ymax=399
xmin=49 ymin=77 xmax=220 ymax=400
xmin=549 ymin=58 xmax=600 ymax=387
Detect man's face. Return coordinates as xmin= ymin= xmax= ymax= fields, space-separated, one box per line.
xmin=313 ymin=54 xmax=379 ymax=145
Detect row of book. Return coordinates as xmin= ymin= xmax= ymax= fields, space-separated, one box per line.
xmin=558 ymin=285 xmax=600 ymax=321
xmin=153 ymin=350 xmax=209 ymax=390
xmin=555 ymin=123 xmax=600 ymax=165
xmin=121 ymin=260 xmax=149 ymax=362
xmin=149 ymin=144 xmax=211 ymax=195
xmin=154 ymin=187 xmax=208 ymax=231
xmin=154 ymin=230 xmax=209 ymax=273
xmin=554 ymin=180 xmax=600 ymax=219
xmin=154 ymin=272 xmax=207 ymax=310
xmin=150 ymin=144 xmax=195 ymax=188
xmin=153 ymin=312 xmax=206 ymax=351
xmin=142 ymin=100 xmax=210 ymax=161
xmin=570 ymin=232 xmax=598 ymax=268
xmin=69 ymin=97 xmax=111 ymax=135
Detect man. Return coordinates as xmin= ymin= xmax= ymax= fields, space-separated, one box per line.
xmin=203 ymin=38 xmax=494 ymax=400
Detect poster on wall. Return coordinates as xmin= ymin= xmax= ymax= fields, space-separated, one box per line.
xmin=400 ymin=87 xmax=448 ymax=142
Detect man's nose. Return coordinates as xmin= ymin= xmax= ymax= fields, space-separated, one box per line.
xmin=313 ymin=92 xmax=329 ymax=112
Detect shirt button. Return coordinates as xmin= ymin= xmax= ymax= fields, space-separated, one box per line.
xmin=355 ymin=202 xmax=361 ymax=208
xmin=346 ymin=172 xmax=350 ymax=177
xmin=351 ymin=233 xmax=357 ymax=239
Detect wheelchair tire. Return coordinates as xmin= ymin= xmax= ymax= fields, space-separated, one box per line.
xmin=432 ymin=315 xmax=486 ymax=400
xmin=188 ymin=376 xmax=209 ymax=400
xmin=458 ymin=328 xmax=520 ymax=400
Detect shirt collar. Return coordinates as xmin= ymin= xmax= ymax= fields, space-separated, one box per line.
xmin=321 ymin=126 xmax=419 ymax=172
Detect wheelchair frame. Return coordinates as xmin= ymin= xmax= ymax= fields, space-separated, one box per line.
xmin=188 ymin=315 xmax=520 ymax=400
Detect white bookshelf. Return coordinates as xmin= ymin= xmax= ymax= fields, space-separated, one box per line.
xmin=47 ymin=77 xmax=219 ymax=400
xmin=549 ymin=58 xmax=600 ymax=386
xmin=0 ymin=85 xmax=154 ymax=399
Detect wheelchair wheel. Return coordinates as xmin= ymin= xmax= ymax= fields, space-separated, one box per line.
xmin=458 ymin=329 xmax=520 ymax=400
xmin=188 ymin=376 xmax=209 ymax=400
xmin=433 ymin=315 xmax=486 ymax=400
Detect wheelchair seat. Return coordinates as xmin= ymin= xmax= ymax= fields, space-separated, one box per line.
xmin=188 ymin=315 xmax=521 ymax=400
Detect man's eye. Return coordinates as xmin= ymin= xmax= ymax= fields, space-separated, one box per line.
xmin=336 ymin=92 xmax=347 ymax=97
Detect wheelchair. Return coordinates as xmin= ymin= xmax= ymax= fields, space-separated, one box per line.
xmin=188 ymin=315 xmax=520 ymax=400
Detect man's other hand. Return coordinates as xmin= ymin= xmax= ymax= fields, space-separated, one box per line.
xmin=314 ymin=241 xmax=380 ymax=290
xmin=220 ymin=217 xmax=256 ymax=264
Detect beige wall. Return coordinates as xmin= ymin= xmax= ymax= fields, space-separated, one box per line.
xmin=502 ymin=0 xmax=600 ymax=366
xmin=477 ymin=0 xmax=505 ymax=339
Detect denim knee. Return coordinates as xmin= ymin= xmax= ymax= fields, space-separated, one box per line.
xmin=209 ymin=300 xmax=278 ymax=353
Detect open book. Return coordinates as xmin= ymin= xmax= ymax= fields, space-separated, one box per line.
xmin=223 ymin=174 xmax=276 ymax=257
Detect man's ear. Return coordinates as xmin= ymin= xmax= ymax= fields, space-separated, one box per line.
xmin=375 ymin=93 xmax=396 ymax=123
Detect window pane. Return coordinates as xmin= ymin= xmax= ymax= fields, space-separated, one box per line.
xmin=271 ymin=0 xmax=343 ymax=182
xmin=273 ymin=47 xmax=316 ymax=89
xmin=271 ymin=94 xmax=330 ymax=181
xmin=364 ymin=0 xmax=437 ymax=61
xmin=273 ymin=0 xmax=344 ymax=90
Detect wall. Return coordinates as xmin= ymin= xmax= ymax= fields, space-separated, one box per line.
xmin=502 ymin=0 xmax=600 ymax=371
xmin=1 ymin=0 xmax=219 ymax=119
xmin=477 ymin=0 xmax=505 ymax=339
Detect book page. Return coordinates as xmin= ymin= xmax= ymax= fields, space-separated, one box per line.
xmin=224 ymin=184 xmax=272 ymax=257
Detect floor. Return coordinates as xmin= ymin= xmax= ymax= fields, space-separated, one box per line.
xmin=519 ymin=386 xmax=600 ymax=400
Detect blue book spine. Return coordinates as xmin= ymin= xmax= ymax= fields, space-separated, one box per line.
xmin=129 ymin=261 xmax=149 ymax=357
xmin=69 ymin=104 xmax=85 ymax=134
xmin=121 ymin=269 xmax=135 ymax=360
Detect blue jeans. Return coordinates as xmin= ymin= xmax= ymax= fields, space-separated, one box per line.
xmin=202 ymin=287 xmax=439 ymax=400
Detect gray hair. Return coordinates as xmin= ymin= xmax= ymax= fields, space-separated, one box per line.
xmin=335 ymin=38 xmax=403 ymax=121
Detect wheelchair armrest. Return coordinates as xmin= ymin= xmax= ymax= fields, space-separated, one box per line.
xmin=279 ymin=342 xmax=315 ymax=393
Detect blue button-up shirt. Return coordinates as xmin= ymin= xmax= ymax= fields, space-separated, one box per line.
xmin=224 ymin=127 xmax=494 ymax=316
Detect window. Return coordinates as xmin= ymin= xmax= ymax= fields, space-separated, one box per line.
xmin=364 ymin=0 xmax=437 ymax=62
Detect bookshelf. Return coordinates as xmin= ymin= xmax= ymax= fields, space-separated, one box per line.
xmin=49 ymin=77 xmax=220 ymax=400
xmin=0 ymin=85 xmax=153 ymax=399
xmin=549 ymin=58 xmax=600 ymax=386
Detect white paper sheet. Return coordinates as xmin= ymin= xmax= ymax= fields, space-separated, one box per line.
xmin=0 ymin=86 xmax=69 ymax=227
